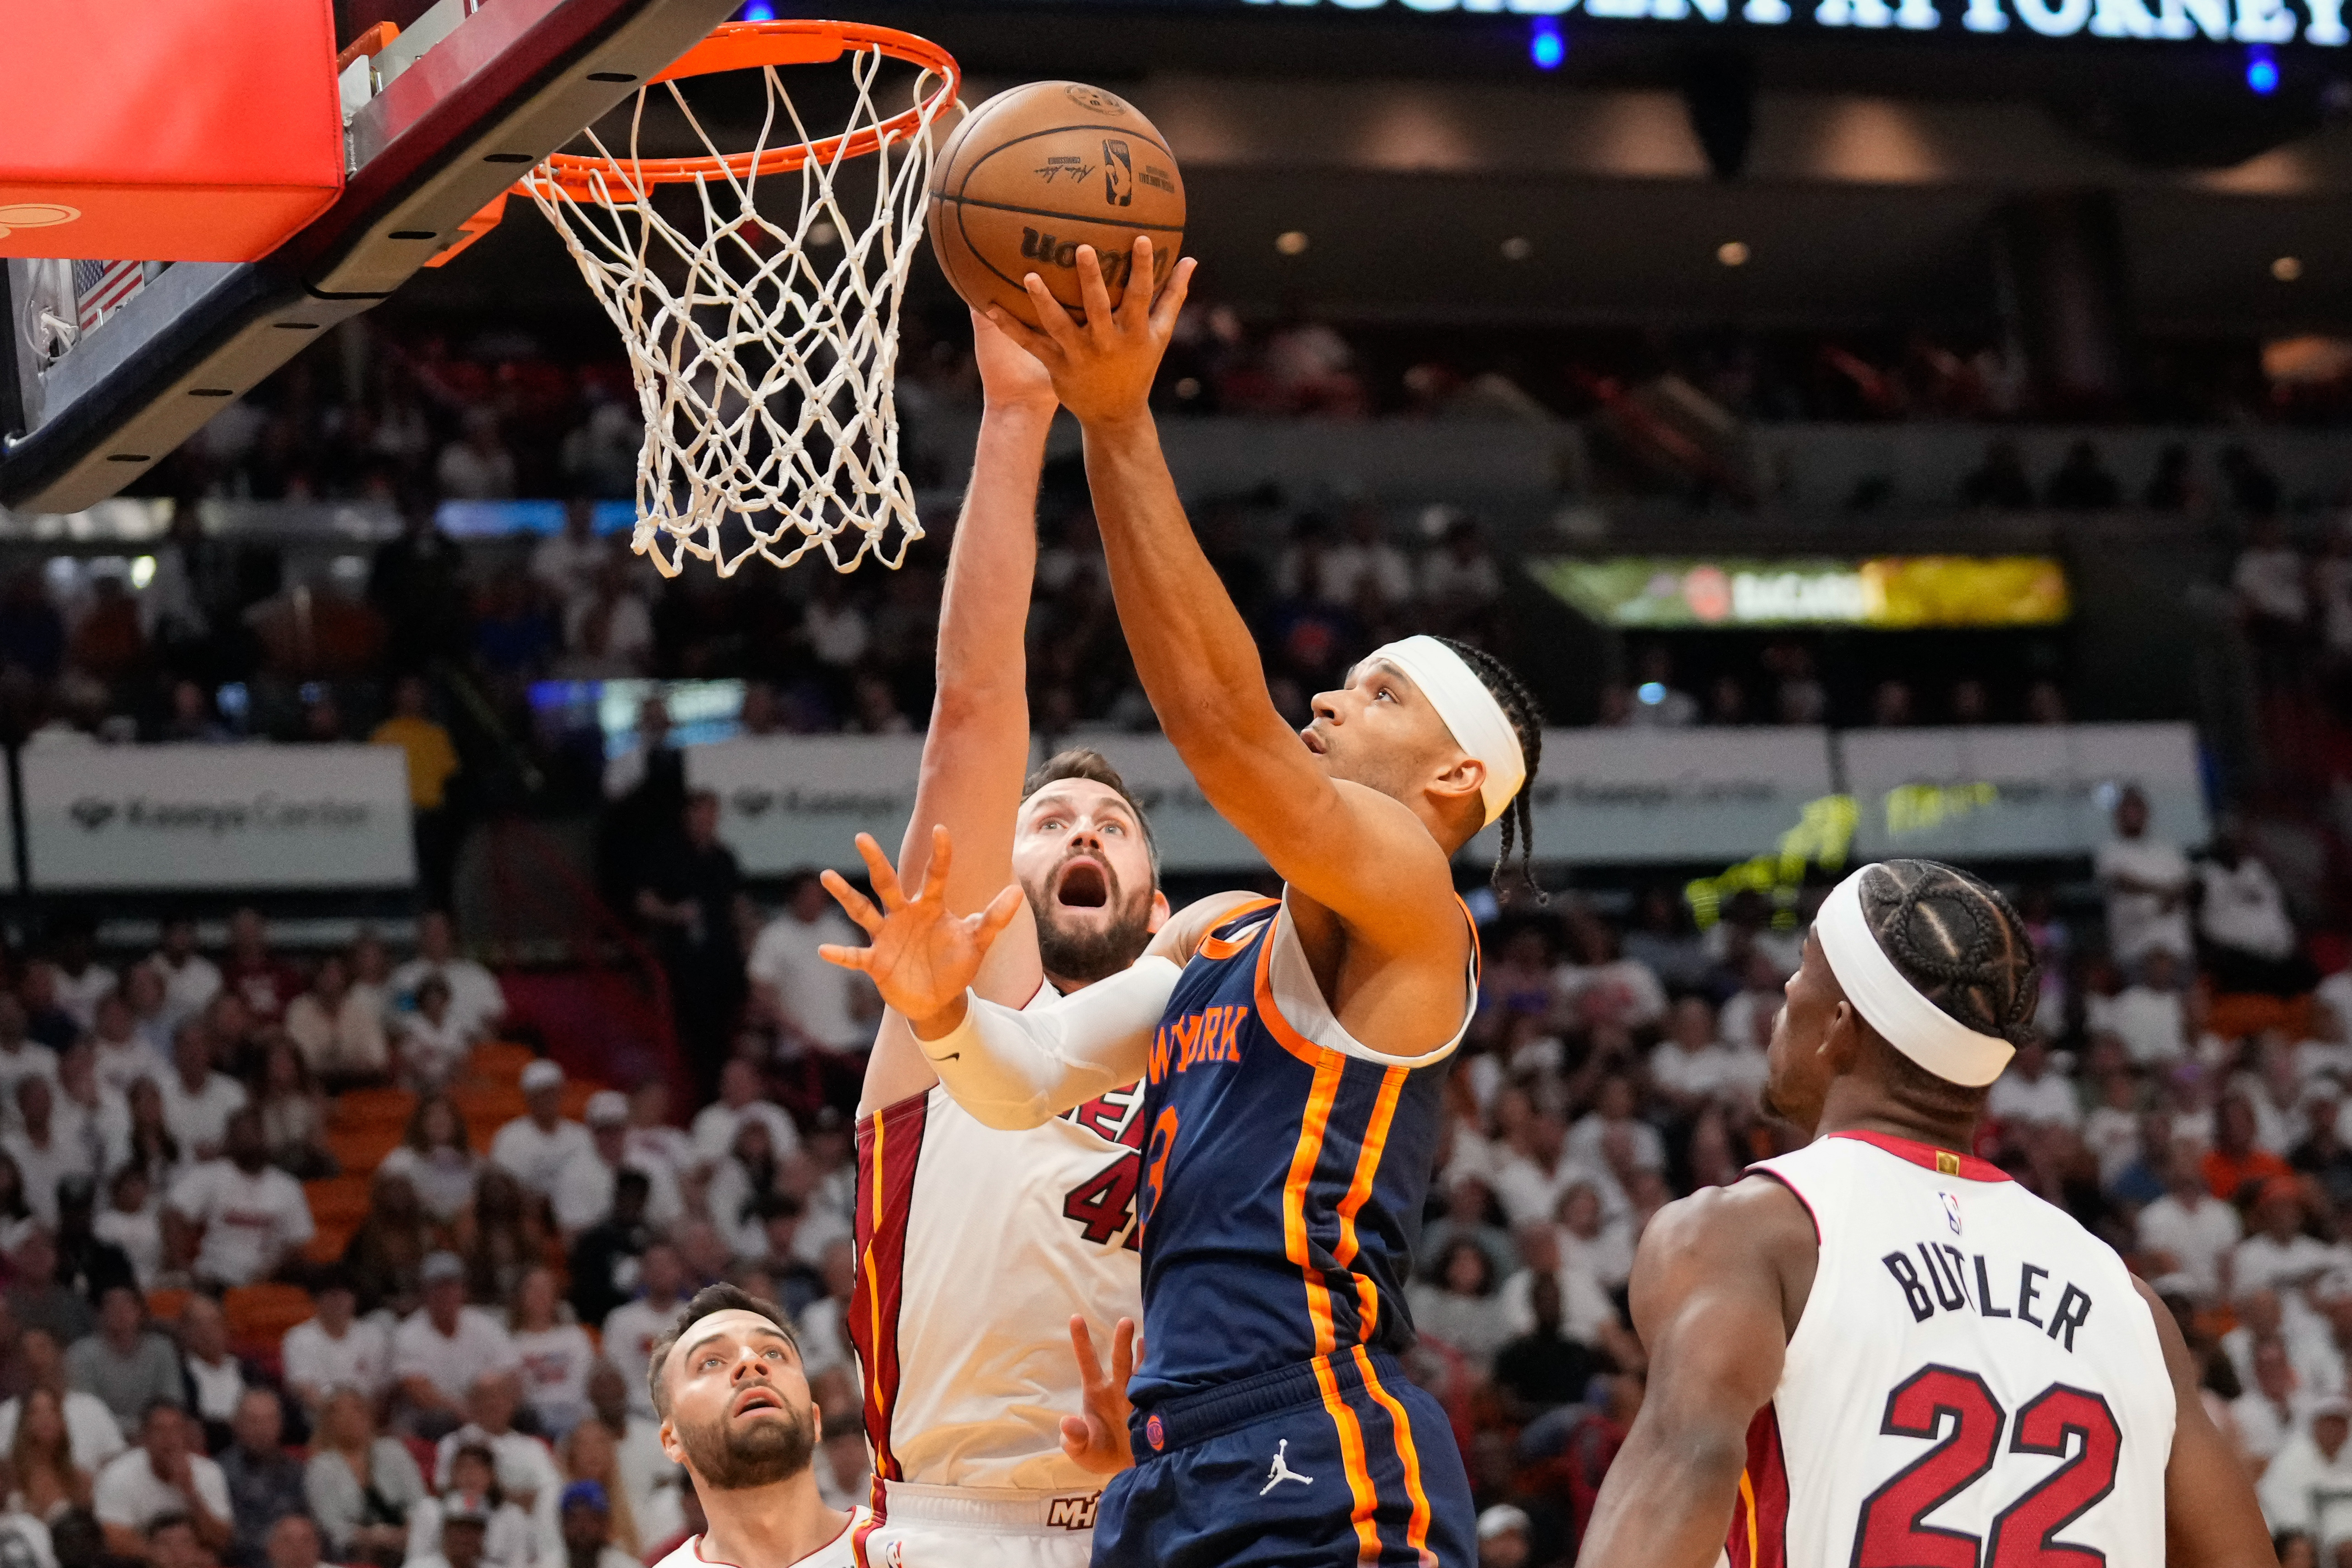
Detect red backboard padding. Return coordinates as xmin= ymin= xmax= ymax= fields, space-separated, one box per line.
xmin=0 ymin=0 xmax=345 ymax=261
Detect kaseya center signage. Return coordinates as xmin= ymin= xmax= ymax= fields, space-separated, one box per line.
xmin=689 ymin=736 xmax=932 ymax=875
xmin=1232 ymin=0 xmax=2341 ymax=41
xmin=22 ymin=745 xmax=415 ymax=890
xmin=695 ymin=730 xmax=1844 ymax=874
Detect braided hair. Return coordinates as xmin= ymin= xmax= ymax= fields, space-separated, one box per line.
xmin=1852 ymin=858 xmax=2039 ymax=1107
xmin=1433 ymin=638 xmax=1545 ymax=904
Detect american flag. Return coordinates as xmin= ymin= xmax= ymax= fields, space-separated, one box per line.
xmin=73 ymin=259 xmax=146 ymax=332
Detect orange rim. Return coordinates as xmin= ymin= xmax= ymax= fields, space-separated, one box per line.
xmin=525 ymin=20 xmax=959 ymax=200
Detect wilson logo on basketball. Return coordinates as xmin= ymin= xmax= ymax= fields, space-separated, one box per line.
xmin=1019 ymin=230 xmax=1138 ymax=287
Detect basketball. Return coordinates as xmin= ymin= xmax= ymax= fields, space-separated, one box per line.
xmin=927 ymin=81 xmax=1186 ymax=329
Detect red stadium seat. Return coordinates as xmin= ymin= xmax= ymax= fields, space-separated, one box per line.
xmin=466 ymin=1041 xmax=539 ymax=1087
xmin=330 ymin=1087 xmax=417 ymax=1133
xmin=306 ymin=1175 xmax=373 ymax=1239
xmin=326 ymin=1123 xmax=404 ymax=1176
xmin=224 ymin=1283 xmax=315 ymax=1354
xmin=451 ymin=1084 xmax=528 ymax=1151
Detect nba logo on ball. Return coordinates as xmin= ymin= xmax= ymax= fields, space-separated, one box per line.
xmin=1102 ymin=141 xmax=1133 ymax=207
xmin=1939 ymin=1192 xmax=1963 ymax=1236
xmin=1146 ymin=1414 xmax=1165 ymax=1452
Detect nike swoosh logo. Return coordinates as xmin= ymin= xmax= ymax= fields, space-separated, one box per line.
xmin=937 ymin=1053 xmax=960 ymax=1061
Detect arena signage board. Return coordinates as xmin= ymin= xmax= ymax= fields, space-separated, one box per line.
xmin=688 ymin=725 xmax=2188 ymax=876
xmin=1460 ymin=726 xmax=1839 ymax=867
xmin=689 ymin=735 xmax=936 ymax=875
xmin=1839 ymin=723 xmax=2207 ymax=861
xmin=692 ymin=729 xmax=1843 ymax=874
xmin=1223 ymin=0 xmax=2348 ymax=43
xmin=1529 ymin=555 xmax=2070 ymax=630
xmin=1055 ymin=736 xmax=1269 ymax=872
xmin=21 ymin=744 xmax=415 ymax=890
xmin=1089 ymin=728 xmax=1840 ymax=869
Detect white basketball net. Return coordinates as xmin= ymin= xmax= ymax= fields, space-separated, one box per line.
xmin=521 ymin=48 xmax=948 ymax=577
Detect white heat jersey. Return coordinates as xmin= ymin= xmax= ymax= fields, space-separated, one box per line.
xmin=1724 ymin=1131 xmax=2174 ymax=1568
xmin=650 ymin=1511 xmax=872 ymax=1568
xmin=850 ymin=984 xmax=1143 ymax=1501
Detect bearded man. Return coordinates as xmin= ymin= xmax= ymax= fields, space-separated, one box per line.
xmin=646 ymin=1285 xmax=853 ymax=1566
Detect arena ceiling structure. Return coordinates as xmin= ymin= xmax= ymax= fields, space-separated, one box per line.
xmin=363 ymin=0 xmax=2352 ymax=348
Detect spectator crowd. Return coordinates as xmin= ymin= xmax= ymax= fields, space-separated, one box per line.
xmin=0 ymin=768 xmax=2337 ymax=1568
xmin=0 ymin=478 xmax=1528 ymax=801
xmin=0 ymin=892 xmax=881 ymax=1568
xmin=111 ymin=309 xmax=2352 ymax=513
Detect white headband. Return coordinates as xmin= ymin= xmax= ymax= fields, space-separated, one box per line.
xmin=1814 ymin=865 xmax=2016 ymax=1088
xmin=1367 ymin=636 xmax=1527 ymax=828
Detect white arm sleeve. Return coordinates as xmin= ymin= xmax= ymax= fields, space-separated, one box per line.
xmin=919 ymin=956 xmax=1182 ymax=1129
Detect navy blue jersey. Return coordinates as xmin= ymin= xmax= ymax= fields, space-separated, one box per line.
xmin=1131 ymin=893 xmax=1478 ymax=1411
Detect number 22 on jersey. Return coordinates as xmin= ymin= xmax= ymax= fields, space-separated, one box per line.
xmin=1855 ymin=1365 xmax=2121 ymax=1568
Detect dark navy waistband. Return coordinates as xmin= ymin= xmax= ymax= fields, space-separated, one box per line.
xmin=1129 ymin=1350 xmax=1410 ymax=1458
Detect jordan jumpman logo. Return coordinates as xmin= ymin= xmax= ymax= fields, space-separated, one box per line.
xmin=1260 ymin=1440 xmax=1314 ymax=1496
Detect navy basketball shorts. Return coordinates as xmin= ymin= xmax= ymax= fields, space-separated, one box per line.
xmin=1093 ymin=1350 xmax=1476 ymax=1568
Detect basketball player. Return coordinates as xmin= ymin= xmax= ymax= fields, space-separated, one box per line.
xmin=646 ymin=1284 xmax=866 ymax=1568
xmin=846 ymin=309 xmax=1252 ymax=1566
xmin=823 ymin=238 xmax=1544 ymax=1566
xmin=1573 ymin=858 xmax=2277 ymax=1568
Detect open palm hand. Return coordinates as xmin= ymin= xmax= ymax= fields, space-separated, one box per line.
xmin=818 ymin=827 xmax=1023 ymax=1035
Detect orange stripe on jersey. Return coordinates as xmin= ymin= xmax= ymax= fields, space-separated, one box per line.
xmin=1252 ymin=912 xmax=1326 ymax=1068
xmin=850 ymin=1094 xmax=926 ymax=1485
xmin=856 ymin=1112 xmax=896 ymax=1482
xmin=1729 ymin=1404 xmax=1790 ymax=1568
xmin=1334 ymin=1068 xmax=1406 ymax=1267
xmin=1254 ymin=896 xmax=1483 ymax=1070
xmin=1196 ymin=899 xmax=1278 ymax=961
xmin=1354 ymin=1346 xmax=1435 ymax=1565
xmin=1283 ymin=1053 xmax=1347 ymax=1355
xmin=1333 ymin=1066 xmax=1407 ymax=1337
xmin=1312 ymin=1356 xmax=1385 ymax=1566
xmin=1457 ymin=893 xmax=1484 ymax=976
xmin=858 ymin=1113 xmax=887 ymax=1460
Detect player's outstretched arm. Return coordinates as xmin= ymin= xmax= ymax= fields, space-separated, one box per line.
xmin=826 ymin=830 xmax=1227 ymax=1128
xmin=1574 ymin=1178 xmax=1815 ymax=1568
xmin=861 ymin=310 xmax=1060 ymax=1116
xmin=2134 ymin=1277 xmax=2280 ymax=1568
xmin=987 ymin=242 xmax=1461 ymax=960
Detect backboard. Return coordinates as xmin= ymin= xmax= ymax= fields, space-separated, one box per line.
xmin=0 ymin=0 xmax=742 ymax=516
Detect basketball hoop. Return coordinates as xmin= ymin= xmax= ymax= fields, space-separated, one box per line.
xmin=516 ymin=21 xmax=959 ymax=578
